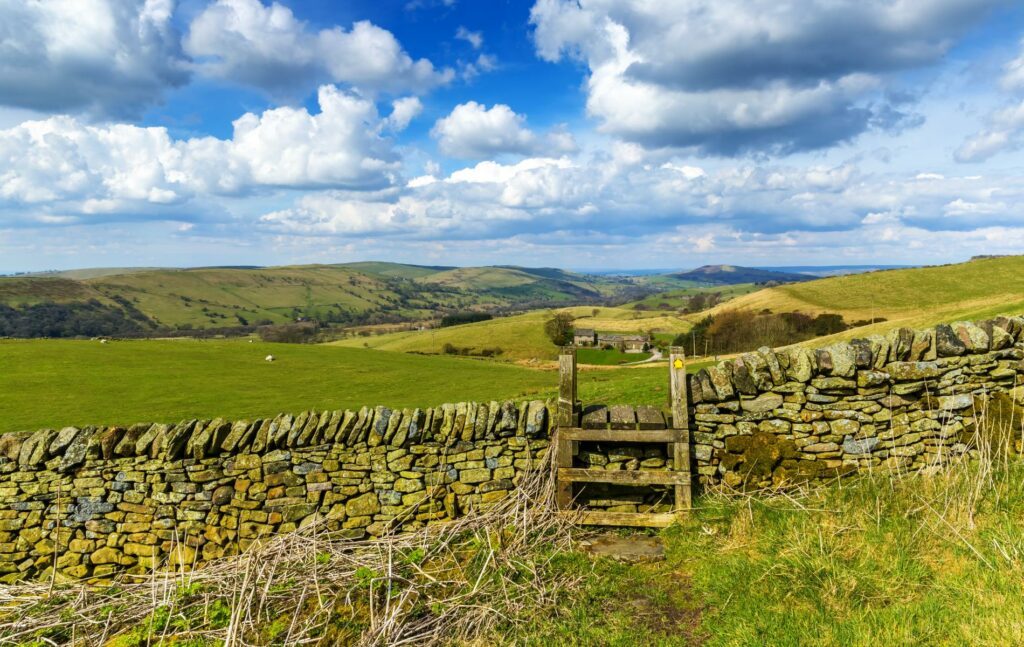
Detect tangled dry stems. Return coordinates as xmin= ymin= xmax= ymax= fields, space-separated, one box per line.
xmin=0 ymin=454 xmax=578 ymax=646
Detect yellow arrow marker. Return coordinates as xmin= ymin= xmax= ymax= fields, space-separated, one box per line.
xmin=673 ymin=358 xmax=684 ymax=369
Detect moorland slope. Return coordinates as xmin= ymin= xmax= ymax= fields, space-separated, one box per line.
xmin=707 ymin=255 xmax=1024 ymax=334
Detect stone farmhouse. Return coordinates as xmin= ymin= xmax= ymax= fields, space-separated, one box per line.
xmin=600 ymin=334 xmax=650 ymax=352
xmin=573 ymin=328 xmax=598 ymax=346
xmin=572 ymin=327 xmax=650 ymax=351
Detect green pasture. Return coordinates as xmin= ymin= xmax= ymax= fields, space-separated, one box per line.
xmin=0 ymin=339 xmax=552 ymax=434
xmin=576 ymin=347 xmax=652 ymax=365
xmin=0 ymin=339 xmax=713 ymax=434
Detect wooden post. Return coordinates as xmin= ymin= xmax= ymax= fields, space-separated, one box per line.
xmin=669 ymin=347 xmax=692 ymax=512
xmin=557 ymin=346 xmax=577 ymax=427
xmin=553 ymin=346 xmax=577 ymax=509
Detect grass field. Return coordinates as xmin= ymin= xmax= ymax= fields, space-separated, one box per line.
xmin=0 ymin=339 xmax=554 ymax=434
xmin=334 ymin=310 xmax=560 ymax=360
xmin=0 ymin=339 xmax=712 ymax=434
xmin=575 ymin=360 xmax=715 ymax=405
xmin=576 ymin=347 xmax=652 ymax=365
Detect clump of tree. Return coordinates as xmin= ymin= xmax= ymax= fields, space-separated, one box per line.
xmin=441 ymin=343 xmax=504 ymax=357
xmin=439 ymin=312 xmax=493 ymax=327
xmin=0 ymin=300 xmax=154 ymax=338
xmin=683 ymin=292 xmax=722 ymax=314
xmin=671 ymin=310 xmax=853 ymax=356
xmin=543 ymin=312 xmax=575 ymax=346
xmin=257 ymin=322 xmax=319 ymax=344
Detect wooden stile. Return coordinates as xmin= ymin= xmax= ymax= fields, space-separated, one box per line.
xmin=551 ymin=346 xmax=692 ymax=527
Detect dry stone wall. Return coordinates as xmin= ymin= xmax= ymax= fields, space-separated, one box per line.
xmin=0 ymin=401 xmax=550 ymax=584
xmin=687 ymin=317 xmax=1024 ymax=489
xmin=3 ymin=316 xmax=1024 ymax=583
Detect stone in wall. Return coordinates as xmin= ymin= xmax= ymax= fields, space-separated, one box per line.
xmin=0 ymin=400 xmax=551 ymax=584
xmin=690 ymin=316 xmax=1024 ymax=490
xmin=574 ymin=442 xmax=673 ymax=513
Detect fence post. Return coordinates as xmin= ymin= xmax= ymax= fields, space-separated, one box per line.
xmin=669 ymin=347 xmax=692 ymax=511
xmin=557 ymin=346 xmax=577 ymax=427
xmin=553 ymin=346 xmax=577 ymax=509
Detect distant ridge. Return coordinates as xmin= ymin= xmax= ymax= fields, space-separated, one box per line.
xmin=669 ymin=265 xmax=812 ymax=285
xmin=757 ymin=264 xmax=915 ymax=278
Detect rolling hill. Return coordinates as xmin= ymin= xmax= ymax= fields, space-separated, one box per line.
xmin=343 ymin=256 xmax=1024 ymax=362
xmin=704 ymin=255 xmax=1024 ymax=334
xmin=625 ymin=283 xmax=760 ymax=311
xmin=667 ymin=264 xmax=813 ymax=285
xmin=0 ymin=262 xmax=648 ymax=335
xmin=333 ymin=305 xmax=701 ymax=361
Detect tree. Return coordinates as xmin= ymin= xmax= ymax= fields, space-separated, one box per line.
xmin=544 ymin=312 xmax=575 ymax=346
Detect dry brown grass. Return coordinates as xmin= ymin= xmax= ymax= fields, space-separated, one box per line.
xmin=0 ymin=455 xmax=578 ymax=646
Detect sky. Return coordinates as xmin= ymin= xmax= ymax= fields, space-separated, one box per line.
xmin=2 ymin=0 xmax=1024 ymax=272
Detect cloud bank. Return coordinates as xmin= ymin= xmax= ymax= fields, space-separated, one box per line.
xmin=530 ymin=0 xmax=1001 ymax=155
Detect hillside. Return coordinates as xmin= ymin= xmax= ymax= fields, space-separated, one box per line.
xmin=625 ymin=283 xmax=759 ymax=311
xmin=346 ymin=256 xmax=1024 ymax=362
xmin=416 ymin=265 xmax=630 ymax=301
xmin=706 ymin=255 xmax=1024 ymax=330
xmin=0 ymin=262 xmax=647 ymax=335
xmin=334 ymin=305 xmax=700 ymax=361
xmin=337 ymin=261 xmax=453 ymax=279
xmin=668 ymin=264 xmax=812 ymax=285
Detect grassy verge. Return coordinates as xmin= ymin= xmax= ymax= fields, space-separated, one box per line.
xmin=665 ymin=458 xmax=1024 ymax=643
xmin=524 ymin=397 xmax=1024 ymax=645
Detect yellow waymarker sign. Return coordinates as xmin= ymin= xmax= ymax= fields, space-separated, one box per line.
xmin=673 ymin=358 xmax=684 ymax=369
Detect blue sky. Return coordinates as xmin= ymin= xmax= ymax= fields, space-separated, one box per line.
xmin=2 ymin=0 xmax=1024 ymax=272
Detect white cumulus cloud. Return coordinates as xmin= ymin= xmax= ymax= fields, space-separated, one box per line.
xmin=185 ymin=0 xmax=453 ymax=98
xmin=957 ymin=41 xmax=1024 ymax=162
xmin=0 ymin=0 xmax=188 ymax=118
xmin=455 ymin=26 xmax=483 ymax=49
xmin=431 ymin=101 xmax=577 ymax=159
xmin=0 ymin=85 xmax=401 ymax=220
xmin=383 ymin=97 xmax=424 ymax=132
